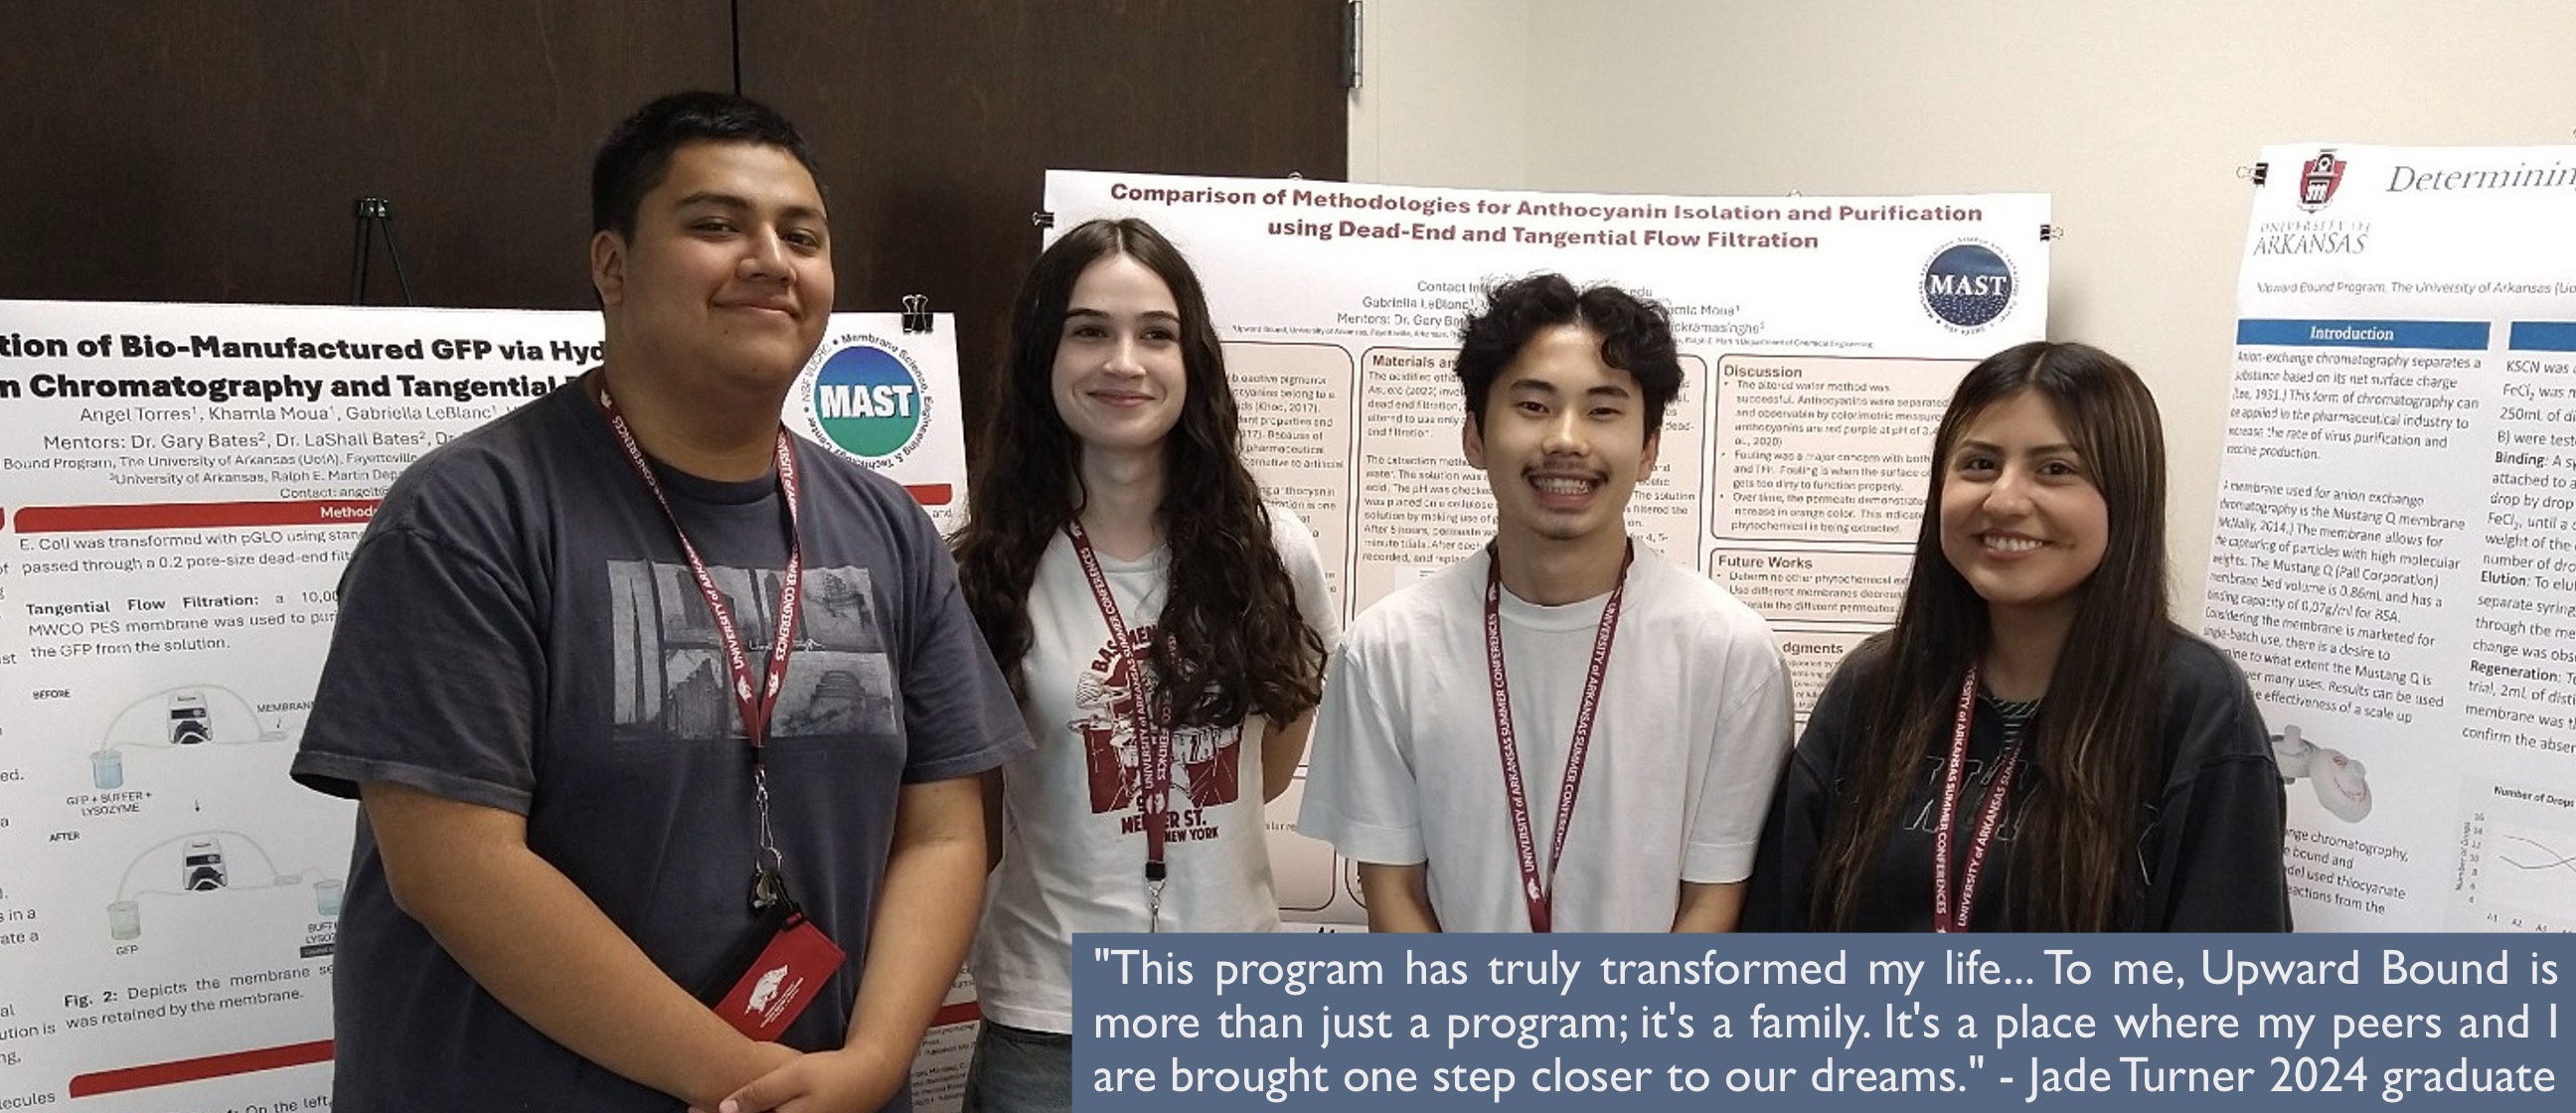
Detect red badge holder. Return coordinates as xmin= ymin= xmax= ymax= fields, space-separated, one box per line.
xmin=704 ymin=895 xmax=846 ymax=1041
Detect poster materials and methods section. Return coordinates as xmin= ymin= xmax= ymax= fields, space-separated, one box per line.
xmin=2206 ymin=143 xmax=2576 ymax=933
xmin=1044 ymin=170 xmax=2050 ymax=925
xmin=0 ymin=301 xmax=970 ymax=1111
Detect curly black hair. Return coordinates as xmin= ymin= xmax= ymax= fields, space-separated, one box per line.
xmin=1453 ymin=273 xmax=1683 ymax=431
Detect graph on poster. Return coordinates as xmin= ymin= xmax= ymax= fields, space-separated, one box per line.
xmin=2455 ymin=784 xmax=2576 ymax=933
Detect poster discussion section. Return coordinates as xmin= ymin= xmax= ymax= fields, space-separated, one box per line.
xmin=0 ymin=300 xmax=970 ymax=1112
xmin=2204 ymin=143 xmax=2576 ymax=934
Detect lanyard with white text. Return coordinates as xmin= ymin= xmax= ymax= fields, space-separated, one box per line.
xmin=1064 ymin=521 xmax=1174 ymax=930
xmin=1932 ymin=667 xmax=2025 ymax=933
xmin=598 ymin=383 xmax=805 ymax=908
xmin=1483 ymin=541 xmax=1630 ymax=934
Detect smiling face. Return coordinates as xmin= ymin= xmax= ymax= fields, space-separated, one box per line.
xmin=1464 ymin=323 xmax=1659 ymax=552
xmin=1937 ymin=390 xmax=2110 ymax=628
xmin=1049 ymin=252 xmax=1187 ymax=459
xmin=590 ymin=140 xmax=833 ymax=402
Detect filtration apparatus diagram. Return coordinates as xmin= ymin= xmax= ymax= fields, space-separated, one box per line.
xmin=2273 ymin=723 xmax=2374 ymax=823
xmin=83 ymin=685 xmax=292 ymax=789
xmin=104 ymin=829 xmax=343 ymax=942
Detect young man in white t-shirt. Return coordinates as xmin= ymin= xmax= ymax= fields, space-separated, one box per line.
xmin=1298 ymin=273 xmax=1793 ymax=932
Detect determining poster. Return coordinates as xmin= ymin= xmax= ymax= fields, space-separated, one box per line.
xmin=2205 ymin=143 xmax=2576 ymax=932
xmin=1045 ymin=170 xmax=2050 ymax=925
xmin=0 ymin=300 xmax=968 ymax=1110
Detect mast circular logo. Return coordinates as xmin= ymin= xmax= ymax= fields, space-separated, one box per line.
xmin=808 ymin=337 xmax=929 ymax=464
xmin=1920 ymin=240 xmax=2016 ymax=331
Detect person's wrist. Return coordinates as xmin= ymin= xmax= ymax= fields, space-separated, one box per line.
xmin=705 ymin=1039 xmax=799 ymax=1107
xmin=827 ymin=1038 xmax=907 ymax=1105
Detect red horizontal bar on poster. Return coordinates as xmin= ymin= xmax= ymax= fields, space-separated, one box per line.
xmin=905 ymin=483 xmax=952 ymax=507
xmin=931 ymin=1000 xmax=982 ymax=1028
xmin=68 ymin=1038 xmax=335 ymax=1097
xmin=12 ymin=500 xmax=381 ymax=533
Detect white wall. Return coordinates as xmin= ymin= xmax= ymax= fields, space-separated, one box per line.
xmin=1352 ymin=0 xmax=2576 ymax=623
xmin=1350 ymin=0 xmax=1534 ymax=188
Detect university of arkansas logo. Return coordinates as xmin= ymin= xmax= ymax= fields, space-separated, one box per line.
xmin=2297 ymin=149 xmax=2347 ymax=212
xmin=746 ymin=966 xmax=789 ymax=1014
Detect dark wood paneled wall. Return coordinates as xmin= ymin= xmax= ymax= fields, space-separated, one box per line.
xmin=1 ymin=1 xmax=1348 ymax=441
xmin=2 ymin=2 xmax=729 ymax=309
xmin=740 ymin=0 xmax=1350 ymax=418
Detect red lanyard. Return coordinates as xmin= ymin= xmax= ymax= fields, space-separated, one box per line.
xmin=596 ymin=385 xmax=804 ymax=752
xmin=1932 ymin=667 xmax=2024 ymax=933
xmin=1063 ymin=522 xmax=1175 ymax=900
xmin=1483 ymin=542 xmax=1630 ymax=934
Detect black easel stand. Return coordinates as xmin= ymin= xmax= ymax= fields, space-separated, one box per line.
xmin=348 ymin=197 xmax=415 ymax=306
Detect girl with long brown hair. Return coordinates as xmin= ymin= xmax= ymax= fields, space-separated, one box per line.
xmin=953 ymin=218 xmax=1334 ymax=1109
xmin=1746 ymin=341 xmax=2288 ymax=931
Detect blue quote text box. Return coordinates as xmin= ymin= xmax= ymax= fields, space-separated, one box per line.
xmin=1072 ymin=933 xmax=2568 ymax=1110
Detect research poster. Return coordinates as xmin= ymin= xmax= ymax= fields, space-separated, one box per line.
xmin=2203 ymin=143 xmax=2576 ymax=933
xmin=1045 ymin=170 xmax=2050 ymax=925
xmin=0 ymin=300 xmax=970 ymax=1111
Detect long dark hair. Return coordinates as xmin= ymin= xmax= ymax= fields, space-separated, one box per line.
xmin=1812 ymin=341 xmax=2172 ymax=931
xmin=952 ymin=218 xmax=1326 ymax=727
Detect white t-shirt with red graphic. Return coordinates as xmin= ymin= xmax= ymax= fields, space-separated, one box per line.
xmin=971 ymin=504 xmax=1338 ymax=1033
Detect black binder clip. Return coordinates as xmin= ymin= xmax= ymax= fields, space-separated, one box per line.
xmin=900 ymin=293 xmax=933 ymax=334
xmin=1031 ymin=211 xmax=1056 ymax=230
xmin=2244 ymin=163 xmax=2270 ymax=186
xmin=2038 ymin=224 xmax=2065 ymax=241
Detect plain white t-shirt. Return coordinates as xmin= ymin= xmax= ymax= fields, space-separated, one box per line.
xmin=1297 ymin=546 xmax=1792 ymax=932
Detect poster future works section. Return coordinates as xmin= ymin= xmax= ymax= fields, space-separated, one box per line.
xmin=2206 ymin=143 xmax=2576 ymax=932
xmin=1043 ymin=171 xmax=2048 ymax=925
xmin=0 ymin=301 xmax=971 ymax=1111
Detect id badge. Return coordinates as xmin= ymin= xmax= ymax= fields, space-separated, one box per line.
xmin=707 ymin=908 xmax=846 ymax=1040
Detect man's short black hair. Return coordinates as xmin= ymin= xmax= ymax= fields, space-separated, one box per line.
xmin=590 ymin=91 xmax=820 ymax=238
xmin=1453 ymin=273 xmax=1684 ymax=432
